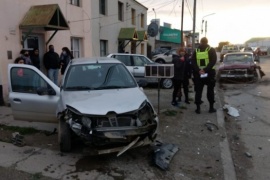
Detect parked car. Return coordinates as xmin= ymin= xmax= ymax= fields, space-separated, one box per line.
xmin=151 ymin=48 xmax=170 ymax=57
xmin=107 ymin=53 xmax=173 ymax=89
xmin=259 ymin=46 xmax=268 ymax=55
xmin=8 ymin=57 xmax=159 ymax=154
xmin=240 ymin=47 xmax=253 ymax=53
xmin=152 ymin=48 xmax=177 ymax=64
xmin=217 ymin=52 xmax=259 ymax=81
xmin=220 ymin=45 xmax=240 ymax=61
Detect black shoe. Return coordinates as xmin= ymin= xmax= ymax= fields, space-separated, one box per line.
xmin=171 ymin=101 xmax=178 ymax=106
xmin=185 ymin=100 xmax=190 ymax=104
xmin=209 ymin=108 xmax=216 ymax=113
xmin=195 ymin=109 xmax=200 ymax=114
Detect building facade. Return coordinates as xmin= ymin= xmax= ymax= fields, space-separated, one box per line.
xmin=0 ymin=0 xmax=148 ymax=103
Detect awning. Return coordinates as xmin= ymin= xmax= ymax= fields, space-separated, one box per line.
xmin=137 ymin=30 xmax=148 ymax=41
xmin=118 ymin=28 xmax=138 ymax=41
xmin=19 ymin=4 xmax=69 ymax=31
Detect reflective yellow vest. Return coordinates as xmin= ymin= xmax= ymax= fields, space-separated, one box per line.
xmin=196 ymin=47 xmax=215 ymax=69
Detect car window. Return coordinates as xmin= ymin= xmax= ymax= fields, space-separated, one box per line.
xmin=170 ymin=49 xmax=177 ymax=55
xmin=225 ymin=54 xmax=253 ymax=62
xmin=64 ymin=63 xmax=137 ymax=90
xmin=113 ymin=55 xmax=131 ymax=66
xmin=11 ymin=67 xmax=53 ymax=94
xmin=133 ymin=56 xmax=152 ymax=66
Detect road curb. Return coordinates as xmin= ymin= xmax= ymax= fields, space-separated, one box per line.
xmin=216 ymin=91 xmax=237 ymax=180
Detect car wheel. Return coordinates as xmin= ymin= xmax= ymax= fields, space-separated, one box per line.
xmin=58 ymin=120 xmax=72 ymax=152
xmin=161 ymin=78 xmax=173 ymax=89
xmin=155 ymin=59 xmax=165 ymax=64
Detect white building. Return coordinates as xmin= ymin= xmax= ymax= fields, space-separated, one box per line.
xmin=0 ymin=0 xmax=148 ymax=103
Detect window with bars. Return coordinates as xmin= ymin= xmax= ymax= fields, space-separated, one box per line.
xmin=71 ymin=37 xmax=82 ymax=58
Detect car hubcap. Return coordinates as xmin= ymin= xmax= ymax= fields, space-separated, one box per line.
xmin=162 ymin=79 xmax=173 ymax=89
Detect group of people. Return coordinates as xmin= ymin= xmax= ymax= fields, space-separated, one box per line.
xmin=14 ymin=45 xmax=74 ymax=85
xmin=171 ymin=37 xmax=217 ymax=114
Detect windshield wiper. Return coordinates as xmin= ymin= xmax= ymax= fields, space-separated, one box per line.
xmin=94 ymin=85 xmax=130 ymax=90
xmin=65 ymin=86 xmax=93 ymax=90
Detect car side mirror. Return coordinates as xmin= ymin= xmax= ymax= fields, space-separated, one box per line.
xmin=137 ymin=79 xmax=148 ymax=87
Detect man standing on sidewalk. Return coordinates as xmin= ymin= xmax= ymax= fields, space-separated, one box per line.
xmin=43 ymin=45 xmax=60 ymax=85
xmin=191 ymin=37 xmax=217 ymax=114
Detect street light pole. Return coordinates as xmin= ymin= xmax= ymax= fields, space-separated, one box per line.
xmin=180 ymin=0 xmax=184 ymax=47
xmin=192 ymin=0 xmax=196 ymax=50
xmin=201 ymin=13 xmax=215 ymax=36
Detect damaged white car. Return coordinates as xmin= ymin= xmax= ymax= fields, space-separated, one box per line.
xmin=8 ymin=57 xmax=158 ymax=155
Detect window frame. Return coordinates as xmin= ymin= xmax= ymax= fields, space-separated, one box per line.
xmin=100 ymin=0 xmax=106 ymax=15
xmin=118 ymin=1 xmax=124 ymax=21
xmin=140 ymin=13 xmax=145 ymax=28
xmin=131 ymin=8 xmax=136 ymax=25
xmin=100 ymin=40 xmax=108 ymax=57
xmin=69 ymin=0 xmax=81 ymax=7
xmin=71 ymin=37 xmax=82 ymax=58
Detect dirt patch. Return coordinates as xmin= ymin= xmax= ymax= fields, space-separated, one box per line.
xmin=0 ymin=86 xmax=226 ymax=179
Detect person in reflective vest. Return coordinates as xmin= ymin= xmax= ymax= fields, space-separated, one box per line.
xmin=191 ymin=37 xmax=217 ymax=114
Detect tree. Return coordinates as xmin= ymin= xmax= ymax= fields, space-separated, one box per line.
xmin=217 ymin=41 xmax=230 ymax=52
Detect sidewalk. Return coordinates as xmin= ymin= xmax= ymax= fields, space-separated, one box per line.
xmin=0 ymin=86 xmax=237 ymax=180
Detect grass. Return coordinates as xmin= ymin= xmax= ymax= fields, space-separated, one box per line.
xmin=0 ymin=124 xmax=41 ymax=135
xmin=162 ymin=109 xmax=178 ymax=116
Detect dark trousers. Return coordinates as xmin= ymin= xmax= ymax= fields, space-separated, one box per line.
xmin=194 ymin=77 xmax=215 ymax=105
xmin=172 ymin=79 xmax=189 ymax=102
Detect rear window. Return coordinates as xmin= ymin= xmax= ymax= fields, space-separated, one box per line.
xmin=223 ymin=45 xmax=239 ymax=51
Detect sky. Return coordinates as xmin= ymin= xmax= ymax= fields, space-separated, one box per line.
xmin=136 ymin=0 xmax=270 ymax=47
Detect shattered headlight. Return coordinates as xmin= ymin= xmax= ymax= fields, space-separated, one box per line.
xmin=137 ymin=100 xmax=155 ymax=126
xmin=82 ymin=116 xmax=92 ymax=129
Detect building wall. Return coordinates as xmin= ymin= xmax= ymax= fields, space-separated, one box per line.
xmin=0 ymin=0 xmax=148 ymax=103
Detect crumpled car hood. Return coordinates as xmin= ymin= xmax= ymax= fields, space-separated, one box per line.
xmin=219 ymin=62 xmax=253 ymax=70
xmin=59 ymin=88 xmax=150 ymax=115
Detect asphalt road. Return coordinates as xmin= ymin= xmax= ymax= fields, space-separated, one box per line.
xmin=219 ymin=55 xmax=270 ymax=179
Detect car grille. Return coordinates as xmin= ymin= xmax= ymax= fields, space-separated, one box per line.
xmin=222 ymin=69 xmax=247 ymax=75
xmin=93 ymin=116 xmax=137 ymax=128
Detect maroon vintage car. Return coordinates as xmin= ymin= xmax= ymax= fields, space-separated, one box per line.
xmin=217 ymin=52 xmax=259 ymax=81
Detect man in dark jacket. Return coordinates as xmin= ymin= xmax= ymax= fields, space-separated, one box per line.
xmin=191 ymin=37 xmax=217 ymax=114
xmin=43 ymin=45 xmax=60 ymax=85
xmin=171 ymin=47 xmax=191 ymax=106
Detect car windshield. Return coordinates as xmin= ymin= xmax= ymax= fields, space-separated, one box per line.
xmin=63 ymin=63 xmax=137 ymax=90
xmin=224 ymin=54 xmax=253 ymax=63
xmin=223 ymin=46 xmax=238 ymax=50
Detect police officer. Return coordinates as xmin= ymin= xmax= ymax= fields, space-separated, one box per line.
xmin=191 ymin=37 xmax=217 ymax=114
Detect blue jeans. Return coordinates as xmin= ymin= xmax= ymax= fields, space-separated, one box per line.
xmin=48 ymin=69 xmax=59 ymax=85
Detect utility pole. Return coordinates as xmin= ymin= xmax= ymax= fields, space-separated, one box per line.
xmin=180 ymin=0 xmax=184 ymax=47
xmin=192 ymin=0 xmax=196 ymax=50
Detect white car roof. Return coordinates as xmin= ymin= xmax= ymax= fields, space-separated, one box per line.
xmin=70 ymin=57 xmax=121 ymax=65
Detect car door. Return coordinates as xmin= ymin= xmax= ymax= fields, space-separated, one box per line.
xmin=164 ymin=49 xmax=176 ymax=63
xmin=132 ymin=56 xmax=147 ymax=79
xmin=8 ymin=64 xmax=60 ymax=123
xmin=109 ymin=54 xmax=134 ymax=75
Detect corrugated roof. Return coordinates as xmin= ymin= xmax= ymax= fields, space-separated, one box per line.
xmin=118 ymin=28 xmax=138 ymax=40
xmin=19 ymin=4 xmax=69 ymax=31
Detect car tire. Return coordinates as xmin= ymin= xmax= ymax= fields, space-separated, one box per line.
xmin=161 ymin=78 xmax=173 ymax=89
xmin=155 ymin=59 xmax=165 ymax=64
xmin=59 ymin=120 xmax=72 ymax=152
